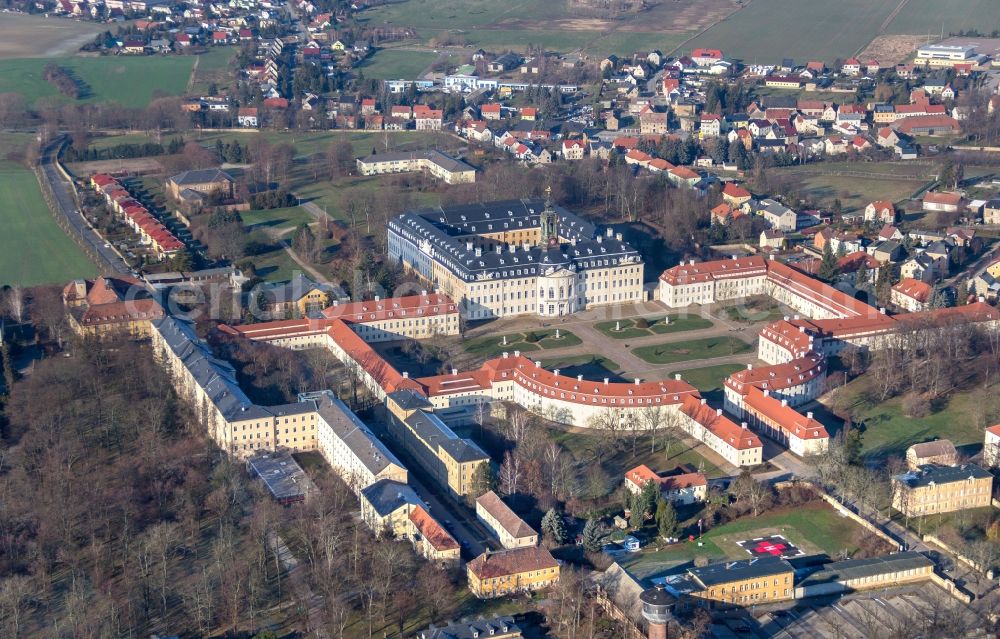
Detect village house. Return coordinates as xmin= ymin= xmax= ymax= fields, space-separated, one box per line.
xmin=237 ymin=107 xmax=259 ymax=127
xmin=167 ymin=168 xmax=235 ymax=202
xmin=624 ymin=464 xmax=708 ymax=505
xmin=923 ymin=191 xmax=964 ymax=214
xmin=561 ymin=139 xmax=586 ymax=160
xmin=722 ymin=182 xmax=752 ymax=206
xmin=983 ymin=199 xmax=1000 ymax=225
xmin=260 ymin=274 xmax=335 ymax=317
xmin=864 ymin=200 xmax=897 ymax=224
xmin=985 ymin=425 xmax=1000 ymax=468
xmin=891 ymin=277 xmax=933 ymax=312
xmin=760 ymin=229 xmax=786 ymax=250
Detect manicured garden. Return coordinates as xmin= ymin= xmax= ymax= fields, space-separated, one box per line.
xmin=463 ymin=329 xmax=581 ymax=357
xmin=595 ymin=314 xmax=713 ymax=339
xmin=632 ymin=336 xmax=754 ymax=365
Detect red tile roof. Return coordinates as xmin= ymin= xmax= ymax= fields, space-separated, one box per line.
xmin=892 ymin=278 xmax=932 ymax=303
xmin=722 ymin=183 xmax=751 ymax=199
xmin=467 ymin=546 xmax=557 ymax=580
xmin=725 ymin=354 xmax=825 ymax=396
xmin=409 ymin=505 xmax=459 ymax=552
xmin=923 ymin=190 xmax=963 ymax=206
xmin=659 ymin=256 xmax=768 ymax=286
xmin=743 ymin=387 xmax=829 ymax=441
xmin=680 ymin=395 xmax=761 ymax=451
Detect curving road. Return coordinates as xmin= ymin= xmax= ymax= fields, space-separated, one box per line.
xmin=38 ymin=136 xmax=129 ymax=275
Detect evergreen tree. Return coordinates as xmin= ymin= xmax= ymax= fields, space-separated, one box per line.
xmin=854 ymin=259 xmax=870 ymax=290
xmin=818 ymin=243 xmax=840 ymax=282
xmin=541 ymin=507 xmax=568 ymax=545
xmin=655 ymin=499 xmax=679 ymax=539
xmin=930 ymin=284 xmax=955 ymax=308
xmin=470 ymin=462 xmax=497 ymax=497
xmin=581 ymin=518 xmax=603 ymax=552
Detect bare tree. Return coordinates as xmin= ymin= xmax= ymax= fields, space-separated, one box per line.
xmin=3 ymin=286 xmax=25 ymax=324
xmin=499 ymin=450 xmax=522 ymax=496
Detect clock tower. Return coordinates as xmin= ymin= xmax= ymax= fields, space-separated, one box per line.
xmin=539 ymin=187 xmax=560 ymax=248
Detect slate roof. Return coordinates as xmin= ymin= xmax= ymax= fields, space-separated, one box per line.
xmin=798 ymin=552 xmax=933 ymax=587
xmin=169 ymin=168 xmax=234 ymax=185
xmin=689 ymin=556 xmax=793 ymax=587
xmin=360 ymin=479 xmax=424 ymax=517
xmin=404 ymin=410 xmax=489 ymax=463
xmin=309 ymin=391 xmax=406 ymax=476
xmin=894 ymin=464 xmax=992 ymax=488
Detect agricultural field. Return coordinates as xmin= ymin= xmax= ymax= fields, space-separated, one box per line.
xmin=0 ymin=55 xmax=195 ymax=108
xmin=0 ymin=13 xmax=106 ymax=59
xmin=0 ymin=161 xmax=97 ymax=286
xmin=186 ymin=47 xmax=236 ymax=95
xmin=883 ymin=0 xmax=1000 ymax=36
xmin=355 ymin=48 xmax=439 ymax=79
xmin=356 ymin=0 xmax=735 ymax=55
xmin=688 ymin=0 xmax=897 ymax=62
xmin=771 ymin=161 xmax=936 ymax=212
xmin=632 ymin=336 xmax=753 ymax=365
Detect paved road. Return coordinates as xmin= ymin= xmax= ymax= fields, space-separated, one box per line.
xmin=38 ymin=136 xmax=129 ymax=274
xmin=404 ymin=471 xmax=494 ymax=560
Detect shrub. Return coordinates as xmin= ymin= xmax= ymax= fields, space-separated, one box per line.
xmin=901 ymin=392 xmax=931 ymax=419
xmin=523 ymin=332 xmax=539 ymax=343
xmin=634 ymin=317 xmax=649 ymax=329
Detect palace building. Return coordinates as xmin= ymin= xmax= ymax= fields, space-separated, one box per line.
xmin=387 ymin=193 xmax=645 ymax=319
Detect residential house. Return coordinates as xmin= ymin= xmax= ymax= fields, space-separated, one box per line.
xmin=562 ymin=139 xmax=586 ymax=160
xmin=900 ymin=253 xmax=940 ymax=283
xmin=167 ymin=168 xmax=235 ymax=201
xmin=475 ymin=491 xmax=538 ymax=549
xmin=466 ymin=546 xmax=560 ymax=598
xmin=923 ymin=191 xmax=964 ymax=213
xmin=760 ymin=229 xmax=786 ymax=249
xmin=842 ymin=58 xmax=862 ymax=76
xmin=623 ymin=465 xmax=708 ymax=505
xmin=864 ymin=200 xmax=897 ymax=224
xmin=983 ymin=199 xmax=1000 ymax=225
xmin=985 ymin=425 xmax=1000 ymax=468
xmin=481 ymin=103 xmax=502 ymax=120
xmin=700 ymin=114 xmax=722 ymax=138
xmin=878 ymin=225 xmax=904 ymax=242
xmin=722 ymin=182 xmax=752 ymax=206
xmin=906 ymin=440 xmax=958 ymax=470
xmin=757 ymin=199 xmax=797 ymax=231
xmin=237 ymin=107 xmax=259 ymax=127
xmin=261 ymin=274 xmax=334 ymax=317
xmin=639 ymin=108 xmax=668 ymax=135
xmin=891 ymin=277 xmax=933 ymax=312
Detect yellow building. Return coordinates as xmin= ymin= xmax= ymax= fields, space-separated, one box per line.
xmin=892 ymin=464 xmax=993 ymax=516
xmin=475 ymin=490 xmax=538 ymax=548
xmin=663 ymin=556 xmax=795 ymax=608
xmin=63 ymin=276 xmax=164 ymax=338
xmin=260 ymin=274 xmax=334 ymax=318
xmin=466 ymin=546 xmax=560 ymax=598
xmin=384 ymin=390 xmax=489 ymax=497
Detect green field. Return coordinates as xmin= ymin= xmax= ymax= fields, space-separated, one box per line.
xmin=0 ymin=161 xmax=97 ymax=286
xmin=689 ymin=0 xmax=896 ymax=62
xmin=594 ymin=314 xmax=713 ymax=339
xmin=464 ymin=329 xmax=581 ymax=357
xmin=0 ymin=55 xmax=195 ymax=108
xmin=772 ymin=162 xmax=935 ymax=212
xmin=0 ymin=13 xmax=108 ymax=59
xmin=620 ymin=502 xmax=867 ymax=578
xmin=632 ymin=336 xmax=753 ymax=365
xmin=356 ymin=49 xmax=439 ymax=79
xmin=241 ymin=206 xmax=316 ymax=232
xmin=884 ymin=0 xmax=1000 ymax=35
xmin=824 ymin=379 xmax=989 ymax=458
xmin=187 ymin=47 xmax=235 ymax=94
xmin=670 ymin=363 xmax=744 ymax=393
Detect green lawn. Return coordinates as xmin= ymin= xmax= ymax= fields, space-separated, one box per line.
xmin=537 ymin=354 xmax=621 ymax=378
xmin=884 ymin=0 xmax=1000 ymax=35
xmin=670 ymin=364 xmax=744 ymax=394
xmin=632 ymin=336 xmax=753 ymax=365
xmin=463 ymin=329 xmax=581 ymax=357
xmin=356 ymin=49 xmax=438 ymax=79
xmin=771 ymin=163 xmax=935 ymax=213
xmin=252 ymin=246 xmax=302 ymax=283
xmin=688 ymin=0 xmax=897 ymax=62
xmin=0 ymin=161 xmax=97 ymax=286
xmin=824 ymin=379 xmax=991 ymax=458
xmin=187 ymin=47 xmax=235 ymax=94
xmin=241 ymin=206 xmax=316 ymax=232
xmin=595 ymin=314 xmax=713 ymax=339
xmin=720 ymin=301 xmax=788 ymax=324
xmin=0 ymin=55 xmax=195 ymax=108
xmin=621 ymin=502 xmax=867 ymax=578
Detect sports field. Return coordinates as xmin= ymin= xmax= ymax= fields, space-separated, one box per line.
xmin=0 ymin=55 xmax=195 ymax=108
xmin=689 ymin=0 xmax=897 ymax=62
xmin=0 ymin=13 xmax=106 ymax=59
xmin=0 ymin=161 xmax=97 ymax=286
xmin=883 ymin=0 xmax=1000 ymax=35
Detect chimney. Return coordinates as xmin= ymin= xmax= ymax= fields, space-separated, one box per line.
xmin=496 ymin=245 xmax=502 ymax=254
xmin=554 ymin=369 xmax=561 ymax=377
xmin=604 ymin=378 xmax=609 ymax=385
xmin=606 ymin=227 xmax=614 ymax=238
xmin=402 ymin=371 xmax=409 ymax=378
xmin=807 ymin=411 xmax=814 ymax=419
xmin=634 ymin=378 xmax=640 ymax=385
xmin=577 ymin=374 xmax=584 ymax=381
xmin=514 ymin=350 xmax=521 ymax=357
xmin=716 ymin=408 xmax=722 ymax=416
xmin=764 ymin=389 xmax=770 ymax=397
xmin=674 ymin=373 xmax=682 ymax=380
xmin=689 ymin=259 xmax=695 ymax=266
xmin=616 ymin=232 xmax=623 ymax=241
xmin=879 ymin=307 xmax=886 ymax=314
xmin=747 ymin=363 xmax=753 ymax=370
xmin=700 ymin=398 xmax=707 ymax=405
xmin=781 ymin=399 xmax=788 ymax=407
xmin=421 ymin=289 xmax=427 ymax=295
xmin=502 ymin=351 xmax=509 ymax=358
xmin=374 ymin=295 xmax=380 ymax=301
xmin=475 ymin=247 xmax=482 ymax=257
xmin=783 ymin=315 xmax=790 ymax=321
xmin=466 ymin=240 xmax=474 ymax=251
xmin=451 ymin=368 xmax=458 ymax=375
xmin=741 ymin=421 xmax=748 ymax=429
xmin=535 ymin=360 xmax=541 ymax=367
